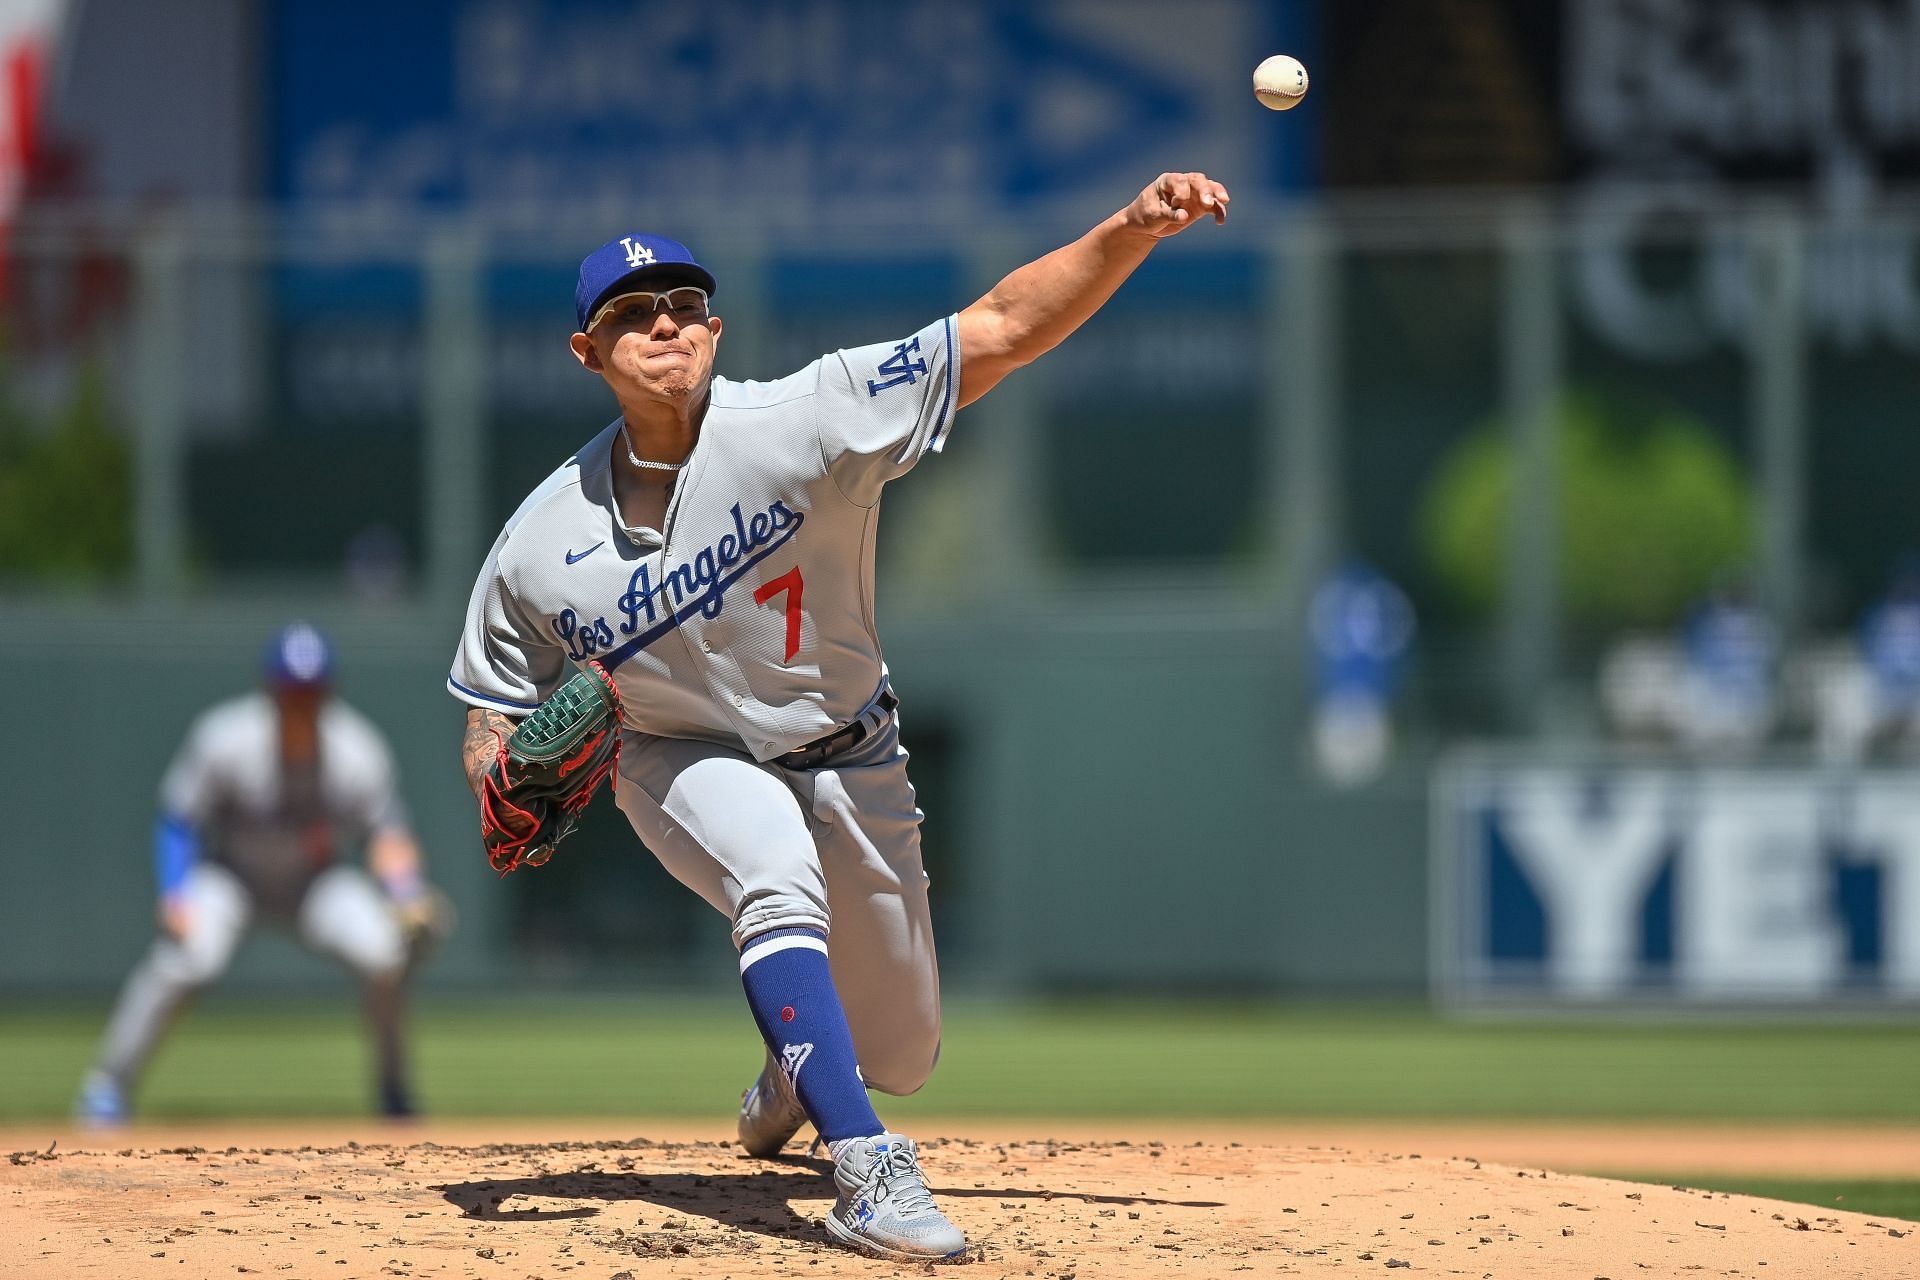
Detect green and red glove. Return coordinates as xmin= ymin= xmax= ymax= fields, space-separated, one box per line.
xmin=479 ymin=662 xmax=622 ymax=873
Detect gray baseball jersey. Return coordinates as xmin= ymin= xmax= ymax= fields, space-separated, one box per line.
xmin=448 ymin=315 xmax=959 ymax=759
xmin=162 ymin=692 xmax=410 ymax=907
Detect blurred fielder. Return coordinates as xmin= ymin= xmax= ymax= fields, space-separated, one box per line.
xmin=77 ymin=623 xmax=445 ymax=1125
xmin=451 ymin=172 xmax=1231 ymax=1261
xmin=1308 ymin=558 xmax=1416 ymax=786
xmin=1817 ymin=559 xmax=1920 ymax=763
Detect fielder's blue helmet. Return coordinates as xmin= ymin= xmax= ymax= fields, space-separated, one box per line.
xmin=264 ymin=622 xmax=333 ymax=688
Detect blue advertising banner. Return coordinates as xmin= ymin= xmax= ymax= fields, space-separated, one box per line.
xmin=1435 ymin=756 xmax=1920 ymax=1005
xmin=271 ymin=0 xmax=1317 ymax=228
xmin=263 ymin=0 xmax=1316 ymax=445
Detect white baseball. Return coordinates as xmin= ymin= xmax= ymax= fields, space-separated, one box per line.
xmin=1253 ymin=54 xmax=1309 ymax=111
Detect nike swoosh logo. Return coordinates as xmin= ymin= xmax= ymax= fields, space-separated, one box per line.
xmin=565 ymin=542 xmax=605 ymax=565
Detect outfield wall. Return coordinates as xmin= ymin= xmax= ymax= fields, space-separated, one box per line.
xmin=16 ymin=615 xmax=1920 ymax=1009
xmin=0 ymin=606 xmax=1431 ymax=997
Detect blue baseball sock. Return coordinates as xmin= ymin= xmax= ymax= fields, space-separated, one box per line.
xmin=739 ymin=927 xmax=883 ymax=1145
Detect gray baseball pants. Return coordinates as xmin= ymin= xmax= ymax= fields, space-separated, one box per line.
xmin=613 ymin=709 xmax=942 ymax=1096
xmin=91 ymin=862 xmax=407 ymax=1089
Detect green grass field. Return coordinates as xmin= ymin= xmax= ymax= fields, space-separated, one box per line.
xmin=8 ymin=998 xmax=1917 ymax=1219
xmin=1608 ymin=1175 xmax=1920 ymax=1226
xmin=10 ymin=997 xmax=1918 ymax=1121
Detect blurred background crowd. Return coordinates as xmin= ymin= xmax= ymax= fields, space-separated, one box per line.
xmin=4 ymin=0 xmax=1919 ymax=1014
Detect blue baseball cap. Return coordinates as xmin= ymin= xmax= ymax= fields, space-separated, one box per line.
xmin=264 ymin=622 xmax=333 ymax=688
xmin=574 ymin=233 xmax=717 ymax=332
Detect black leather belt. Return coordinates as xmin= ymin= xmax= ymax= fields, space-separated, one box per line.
xmin=778 ymin=687 xmax=898 ymax=769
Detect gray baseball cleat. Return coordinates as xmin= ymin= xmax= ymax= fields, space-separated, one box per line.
xmin=825 ymin=1131 xmax=967 ymax=1261
xmin=736 ymin=1049 xmax=810 ymax=1158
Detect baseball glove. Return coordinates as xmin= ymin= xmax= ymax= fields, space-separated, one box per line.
xmin=396 ymin=885 xmax=456 ymax=975
xmin=480 ymin=661 xmax=623 ymax=874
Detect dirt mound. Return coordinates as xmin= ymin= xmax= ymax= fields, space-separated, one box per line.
xmin=2 ymin=1128 xmax=1911 ymax=1278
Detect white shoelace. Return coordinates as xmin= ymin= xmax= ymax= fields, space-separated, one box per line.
xmin=873 ymin=1142 xmax=939 ymax=1216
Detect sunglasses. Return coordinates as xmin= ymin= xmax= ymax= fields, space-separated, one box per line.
xmin=588 ymin=286 xmax=711 ymax=331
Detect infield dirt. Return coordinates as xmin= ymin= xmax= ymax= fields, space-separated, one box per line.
xmin=2 ymin=1122 xmax=1913 ymax=1278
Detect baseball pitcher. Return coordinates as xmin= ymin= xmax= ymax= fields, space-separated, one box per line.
xmin=77 ymin=623 xmax=445 ymax=1125
xmin=451 ymin=172 xmax=1230 ymax=1260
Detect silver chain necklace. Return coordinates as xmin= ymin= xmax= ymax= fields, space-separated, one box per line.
xmin=622 ymin=422 xmax=688 ymax=472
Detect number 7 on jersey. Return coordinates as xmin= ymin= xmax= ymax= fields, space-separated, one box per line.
xmin=753 ymin=566 xmax=804 ymax=663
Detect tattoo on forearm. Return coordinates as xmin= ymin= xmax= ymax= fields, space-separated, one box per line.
xmin=461 ymin=707 xmax=517 ymax=800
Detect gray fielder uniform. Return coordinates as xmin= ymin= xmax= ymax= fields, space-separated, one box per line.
xmin=450 ymin=315 xmax=957 ymax=1094
xmin=90 ymin=693 xmax=413 ymax=1088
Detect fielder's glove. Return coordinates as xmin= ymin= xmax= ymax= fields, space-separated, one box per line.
xmin=479 ymin=661 xmax=623 ymax=873
xmin=395 ymin=885 xmax=456 ymax=975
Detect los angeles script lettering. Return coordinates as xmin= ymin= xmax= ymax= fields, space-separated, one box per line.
xmin=550 ymin=500 xmax=803 ymax=661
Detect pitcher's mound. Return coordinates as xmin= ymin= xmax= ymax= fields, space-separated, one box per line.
xmin=3 ymin=1131 xmax=1912 ymax=1277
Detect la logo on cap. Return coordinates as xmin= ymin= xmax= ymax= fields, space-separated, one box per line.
xmin=621 ymin=237 xmax=656 ymax=269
